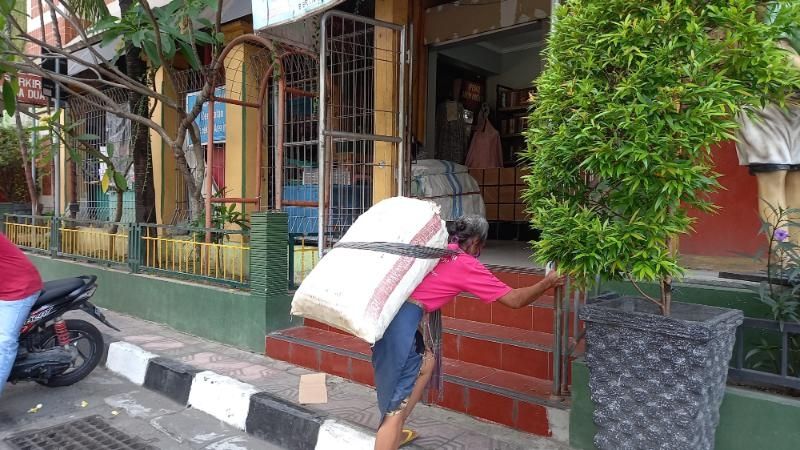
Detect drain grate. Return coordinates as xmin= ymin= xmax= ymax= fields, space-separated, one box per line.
xmin=5 ymin=415 xmax=157 ymax=450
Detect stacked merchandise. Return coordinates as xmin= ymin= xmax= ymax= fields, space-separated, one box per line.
xmin=470 ymin=167 xmax=529 ymax=223
xmin=283 ymin=155 xmax=371 ymax=236
xmin=410 ymin=160 xmax=486 ymax=221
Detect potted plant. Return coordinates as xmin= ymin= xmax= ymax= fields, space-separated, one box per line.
xmin=740 ymin=204 xmax=800 ymax=381
xmin=525 ymin=1 xmax=800 ymax=449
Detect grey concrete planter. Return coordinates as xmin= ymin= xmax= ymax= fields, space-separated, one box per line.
xmin=579 ymin=296 xmax=743 ymax=450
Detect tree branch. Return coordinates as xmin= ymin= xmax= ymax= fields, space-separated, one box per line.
xmin=45 ymin=0 xmax=62 ymax=48
xmin=175 ymin=0 xmax=225 ymax=157
xmin=5 ymin=12 xmax=179 ymax=109
xmin=136 ymin=0 xmax=181 ymax=111
xmin=626 ymin=274 xmax=664 ymax=310
xmin=18 ymin=108 xmax=120 ymax=172
xmin=7 ymin=58 xmax=175 ymax=148
xmin=50 ymin=0 xmax=174 ymax=104
xmin=36 ymin=0 xmax=46 ymax=46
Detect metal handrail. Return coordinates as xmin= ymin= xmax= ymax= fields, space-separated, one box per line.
xmin=551 ymin=275 xmax=588 ymax=398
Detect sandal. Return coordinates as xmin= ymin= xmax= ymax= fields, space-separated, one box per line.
xmin=400 ymin=429 xmax=418 ymax=447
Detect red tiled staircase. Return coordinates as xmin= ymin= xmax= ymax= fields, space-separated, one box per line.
xmin=266 ymin=269 xmax=579 ymax=438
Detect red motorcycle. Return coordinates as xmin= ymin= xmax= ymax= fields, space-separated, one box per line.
xmin=8 ymin=276 xmax=118 ymax=387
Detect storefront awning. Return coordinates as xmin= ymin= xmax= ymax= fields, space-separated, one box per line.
xmin=67 ymin=37 xmax=120 ymax=76
xmin=251 ymin=0 xmax=346 ymax=30
xmin=425 ymin=0 xmax=551 ymax=46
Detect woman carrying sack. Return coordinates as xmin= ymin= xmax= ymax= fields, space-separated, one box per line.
xmin=372 ymin=215 xmax=564 ymax=449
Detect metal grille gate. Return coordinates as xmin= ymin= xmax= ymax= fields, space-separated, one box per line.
xmin=317 ymin=11 xmax=407 ymax=253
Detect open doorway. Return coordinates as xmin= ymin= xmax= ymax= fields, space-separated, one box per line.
xmin=423 ymin=22 xmax=548 ymax=269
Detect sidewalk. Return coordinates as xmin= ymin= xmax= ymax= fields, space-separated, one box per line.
xmin=74 ymin=309 xmax=570 ymax=449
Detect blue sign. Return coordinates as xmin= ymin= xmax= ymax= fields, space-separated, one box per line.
xmin=186 ymin=86 xmax=226 ymax=145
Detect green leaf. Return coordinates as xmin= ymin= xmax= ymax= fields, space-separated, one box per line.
xmin=113 ymin=171 xmax=128 ymax=191
xmin=142 ymin=40 xmax=161 ymax=67
xmin=178 ymin=40 xmax=201 ymax=70
xmin=2 ymin=80 xmax=16 ymax=115
xmin=101 ymin=171 xmax=110 ymax=193
xmin=161 ymin=34 xmax=175 ymax=58
xmin=193 ymin=31 xmax=216 ymax=45
xmin=76 ymin=133 xmax=100 ymax=142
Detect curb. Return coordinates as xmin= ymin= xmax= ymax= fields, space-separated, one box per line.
xmin=104 ymin=341 xmax=424 ymax=450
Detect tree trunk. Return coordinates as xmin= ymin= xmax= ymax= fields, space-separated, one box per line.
xmin=119 ymin=0 xmax=156 ymax=227
xmin=171 ymin=140 xmax=204 ymax=221
xmin=14 ymin=110 xmax=41 ymax=215
xmin=108 ymin=187 xmax=124 ymax=234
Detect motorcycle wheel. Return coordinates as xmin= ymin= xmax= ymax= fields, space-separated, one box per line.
xmin=35 ymin=319 xmax=104 ymax=387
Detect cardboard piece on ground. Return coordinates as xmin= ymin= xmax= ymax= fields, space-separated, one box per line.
xmin=298 ymin=373 xmax=328 ymax=404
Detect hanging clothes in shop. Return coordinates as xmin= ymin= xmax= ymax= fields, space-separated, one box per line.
xmin=465 ymin=105 xmax=503 ymax=168
xmin=435 ymin=100 xmax=468 ymax=165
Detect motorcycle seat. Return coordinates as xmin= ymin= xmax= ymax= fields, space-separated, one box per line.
xmin=35 ymin=278 xmax=86 ymax=308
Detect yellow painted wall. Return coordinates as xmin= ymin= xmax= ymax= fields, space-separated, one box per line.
xmin=151 ymin=68 xmax=179 ymax=226
xmin=221 ymin=21 xmax=262 ymax=218
xmin=373 ymin=0 xmax=410 ymax=203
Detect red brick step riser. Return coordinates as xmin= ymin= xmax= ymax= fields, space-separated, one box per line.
xmin=304 ymin=318 xmax=562 ymax=380
xmin=265 ymin=333 xmax=564 ymax=437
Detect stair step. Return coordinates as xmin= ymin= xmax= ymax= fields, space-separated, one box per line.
xmin=306 ymin=295 xmax=579 ymax=336
xmin=444 ymin=294 xmax=580 ymax=336
xmin=304 ymin=314 xmax=578 ymax=380
xmin=443 ymin=317 xmax=555 ymax=379
xmin=266 ymin=326 xmax=568 ymax=436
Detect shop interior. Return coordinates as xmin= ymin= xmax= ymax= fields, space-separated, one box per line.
xmin=419 ymin=20 xmax=762 ymax=275
xmin=422 ymin=22 xmax=547 ymax=268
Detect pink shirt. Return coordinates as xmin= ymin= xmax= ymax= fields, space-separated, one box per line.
xmin=410 ymin=244 xmax=512 ymax=312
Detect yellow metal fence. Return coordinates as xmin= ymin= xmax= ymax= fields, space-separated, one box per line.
xmin=3 ymin=216 xmax=250 ymax=288
xmin=289 ymin=235 xmax=320 ymax=287
xmin=60 ymin=225 xmax=129 ymax=263
xmin=141 ymin=233 xmax=249 ymax=285
xmin=4 ymin=220 xmax=51 ymax=252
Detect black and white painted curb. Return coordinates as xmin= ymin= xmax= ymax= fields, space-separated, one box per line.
xmin=104 ymin=341 xmax=423 ymax=450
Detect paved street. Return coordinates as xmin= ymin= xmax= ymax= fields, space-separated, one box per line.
xmin=0 ymin=368 xmax=281 ymax=449
xmin=0 ymin=309 xmax=569 ymax=450
xmin=89 ymin=310 xmax=569 ymax=449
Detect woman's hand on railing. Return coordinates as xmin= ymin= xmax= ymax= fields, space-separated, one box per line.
xmin=544 ymin=270 xmax=565 ymax=289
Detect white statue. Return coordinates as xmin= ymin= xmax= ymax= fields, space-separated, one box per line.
xmin=736 ymin=13 xmax=800 ymax=244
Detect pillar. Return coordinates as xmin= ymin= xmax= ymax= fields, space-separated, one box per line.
xmin=373 ymin=0 xmax=410 ymax=203
xmin=151 ymin=67 xmax=179 ymax=225
xmin=222 ymin=22 xmax=261 ymax=218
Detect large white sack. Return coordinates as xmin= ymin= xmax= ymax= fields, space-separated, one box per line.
xmin=426 ymin=193 xmax=486 ymax=221
xmin=290 ymin=197 xmax=448 ymax=344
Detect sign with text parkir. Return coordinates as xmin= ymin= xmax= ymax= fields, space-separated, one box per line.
xmin=17 ymin=73 xmax=48 ymax=106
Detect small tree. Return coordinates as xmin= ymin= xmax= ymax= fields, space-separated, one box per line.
xmin=525 ymin=0 xmax=800 ymax=314
xmin=0 ymin=125 xmax=28 ymax=203
xmin=0 ymin=0 xmax=20 ymax=117
xmin=1 ymin=0 xmax=228 ymax=221
xmin=29 ymin=110 xmax=132 ymax=225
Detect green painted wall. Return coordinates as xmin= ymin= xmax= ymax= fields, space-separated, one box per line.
xmin=30 ymin=255 xmax=296 ymax=352
xmin=570 ymin=359 xmax=800 ymax=450
xmin=601 ymin=280 xmax=768 ymax=318
xmin=569 ymin=358 xmax=598 ymax=450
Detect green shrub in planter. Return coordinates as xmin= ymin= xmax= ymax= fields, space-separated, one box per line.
xmin=525 ymin=1 xmax=800 ymax=449
xmin=526 ymin=0 xmax=800 ymax=309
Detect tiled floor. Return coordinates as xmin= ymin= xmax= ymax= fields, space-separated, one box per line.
xmin=481 ymin=239 xmax=765 ymax=278
xmin=72 ymin=310 xmax=570 ymax=450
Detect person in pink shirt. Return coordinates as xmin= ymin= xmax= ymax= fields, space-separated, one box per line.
xmin=372 ymin=215 xmax=563 ymax=449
